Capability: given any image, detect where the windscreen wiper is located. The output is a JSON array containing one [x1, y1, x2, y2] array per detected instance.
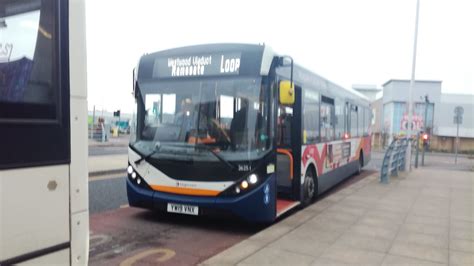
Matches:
[[134, 150, 158, 165], [135, 143, 161, 164], [194, 144, 235, 171]]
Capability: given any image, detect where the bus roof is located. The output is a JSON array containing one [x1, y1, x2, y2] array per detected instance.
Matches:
[[137, 43, 273, 80], [137, 43, 369, 106]]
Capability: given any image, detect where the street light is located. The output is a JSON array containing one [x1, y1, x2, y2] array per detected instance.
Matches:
[[421, 94, 429, 166], [406, 0, 421, 171]]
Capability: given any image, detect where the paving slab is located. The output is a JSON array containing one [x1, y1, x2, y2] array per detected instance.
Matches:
[[237, 247, 315, 266], [449, 250, 474, 266], [395, 231, 449, 249], [319, 243, 386, 265], [268, 233, 331, 257], [336, 231, 393, 253], [388, 241, 448, 264], [381, 254, 446, 266], [449, 238, 474, 253]]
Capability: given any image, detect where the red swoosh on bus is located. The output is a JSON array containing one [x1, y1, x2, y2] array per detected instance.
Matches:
[[302, 144, 327, 177]]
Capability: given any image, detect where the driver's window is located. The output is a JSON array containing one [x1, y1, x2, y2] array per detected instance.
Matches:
[[219, 95, 234, 129], [145, 93, 176, 125], [162, 94, 176, 123], [145, 94, 161, 124]]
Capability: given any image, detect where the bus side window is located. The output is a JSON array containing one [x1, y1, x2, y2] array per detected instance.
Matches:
[[303, 89, 319, 143], [335, 99, 345, 139], [358, 105, 364, 137], [351, 105, 358, 137], [320, 96, 335, 141]]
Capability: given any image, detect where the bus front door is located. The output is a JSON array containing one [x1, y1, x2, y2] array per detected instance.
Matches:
[[275, 101, 301, 216]]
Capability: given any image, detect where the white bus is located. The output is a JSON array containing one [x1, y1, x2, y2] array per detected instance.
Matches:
[[0, 0, 89, 264]]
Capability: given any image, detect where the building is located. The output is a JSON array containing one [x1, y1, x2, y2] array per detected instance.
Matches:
[[431, 94, 474, 153], [382, 79, 439, 140], [375, 79, 474, 153], [353, 84, 382, 101], [371, 96, 384, 148]]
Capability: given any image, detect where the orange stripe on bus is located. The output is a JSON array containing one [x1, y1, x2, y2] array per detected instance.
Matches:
[[277, 148, 294, 179], [150, 185, 220, 196]]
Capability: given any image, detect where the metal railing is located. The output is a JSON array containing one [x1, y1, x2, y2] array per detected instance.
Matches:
[[380, 138, 410, 184]]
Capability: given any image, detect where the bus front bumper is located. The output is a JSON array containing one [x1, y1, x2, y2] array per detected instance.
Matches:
[[126, 175, 277, 223]]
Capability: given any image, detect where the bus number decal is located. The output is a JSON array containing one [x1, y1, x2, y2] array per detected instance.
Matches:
[[238, 164, 251, 171]]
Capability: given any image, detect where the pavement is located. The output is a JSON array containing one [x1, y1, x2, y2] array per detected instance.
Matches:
[[202, 167, 474, 266], [88, 136, 129, 177], [88, 134, 130, 148], [89, 154, 128, 177]]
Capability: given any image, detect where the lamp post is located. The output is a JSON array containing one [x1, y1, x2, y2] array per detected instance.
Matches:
[[406, 0, 421, 171], [454, 106, 464, 164], [421, 95, 429, 166]]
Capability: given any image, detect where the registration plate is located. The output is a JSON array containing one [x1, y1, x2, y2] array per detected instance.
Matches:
[[167, 203, 199, 216]]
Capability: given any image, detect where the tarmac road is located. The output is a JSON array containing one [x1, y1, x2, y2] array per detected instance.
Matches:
[[88, 170, 376, 265], [89, 176, 128, 214], [89, 145, 128, 156]]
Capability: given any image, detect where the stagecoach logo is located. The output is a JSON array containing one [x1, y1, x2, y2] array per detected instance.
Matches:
[[154, 52, 241, 78], [176, 181, 197, 188]]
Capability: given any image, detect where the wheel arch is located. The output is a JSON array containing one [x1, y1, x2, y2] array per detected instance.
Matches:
[[304, 162, 319, 195]]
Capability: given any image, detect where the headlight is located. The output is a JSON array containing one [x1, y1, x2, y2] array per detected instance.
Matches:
[[131, 172, 137, 179], [127, 165, 133, 174], [218, 171, 266, 197], [248, 174, 258, 184]]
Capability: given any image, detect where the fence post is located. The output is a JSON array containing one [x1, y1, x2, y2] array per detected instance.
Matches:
[[380, 139, 396, 184]]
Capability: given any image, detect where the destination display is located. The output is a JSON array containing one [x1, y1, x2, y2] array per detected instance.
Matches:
[[153, 52, 241, 78]]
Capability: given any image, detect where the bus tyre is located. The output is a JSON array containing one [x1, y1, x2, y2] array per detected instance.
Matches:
[[303, 169, 316, 206], [357, 151, 364, 175]]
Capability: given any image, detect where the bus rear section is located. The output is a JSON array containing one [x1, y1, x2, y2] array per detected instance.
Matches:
[[0, 0, 89, 264]]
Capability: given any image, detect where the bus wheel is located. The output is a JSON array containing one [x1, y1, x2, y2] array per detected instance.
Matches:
[[357, 151, 364, 175], [303, 168, 316, 206]]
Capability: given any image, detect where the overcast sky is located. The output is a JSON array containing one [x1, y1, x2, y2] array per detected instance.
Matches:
[[86, 0, 474, 113]]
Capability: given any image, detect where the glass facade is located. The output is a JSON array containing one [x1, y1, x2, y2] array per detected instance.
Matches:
[[383, 101, 435, 136]]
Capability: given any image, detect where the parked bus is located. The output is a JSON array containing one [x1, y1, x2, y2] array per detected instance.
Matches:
[[127, 43, 371, 222], [0, 0, 89, 264]]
